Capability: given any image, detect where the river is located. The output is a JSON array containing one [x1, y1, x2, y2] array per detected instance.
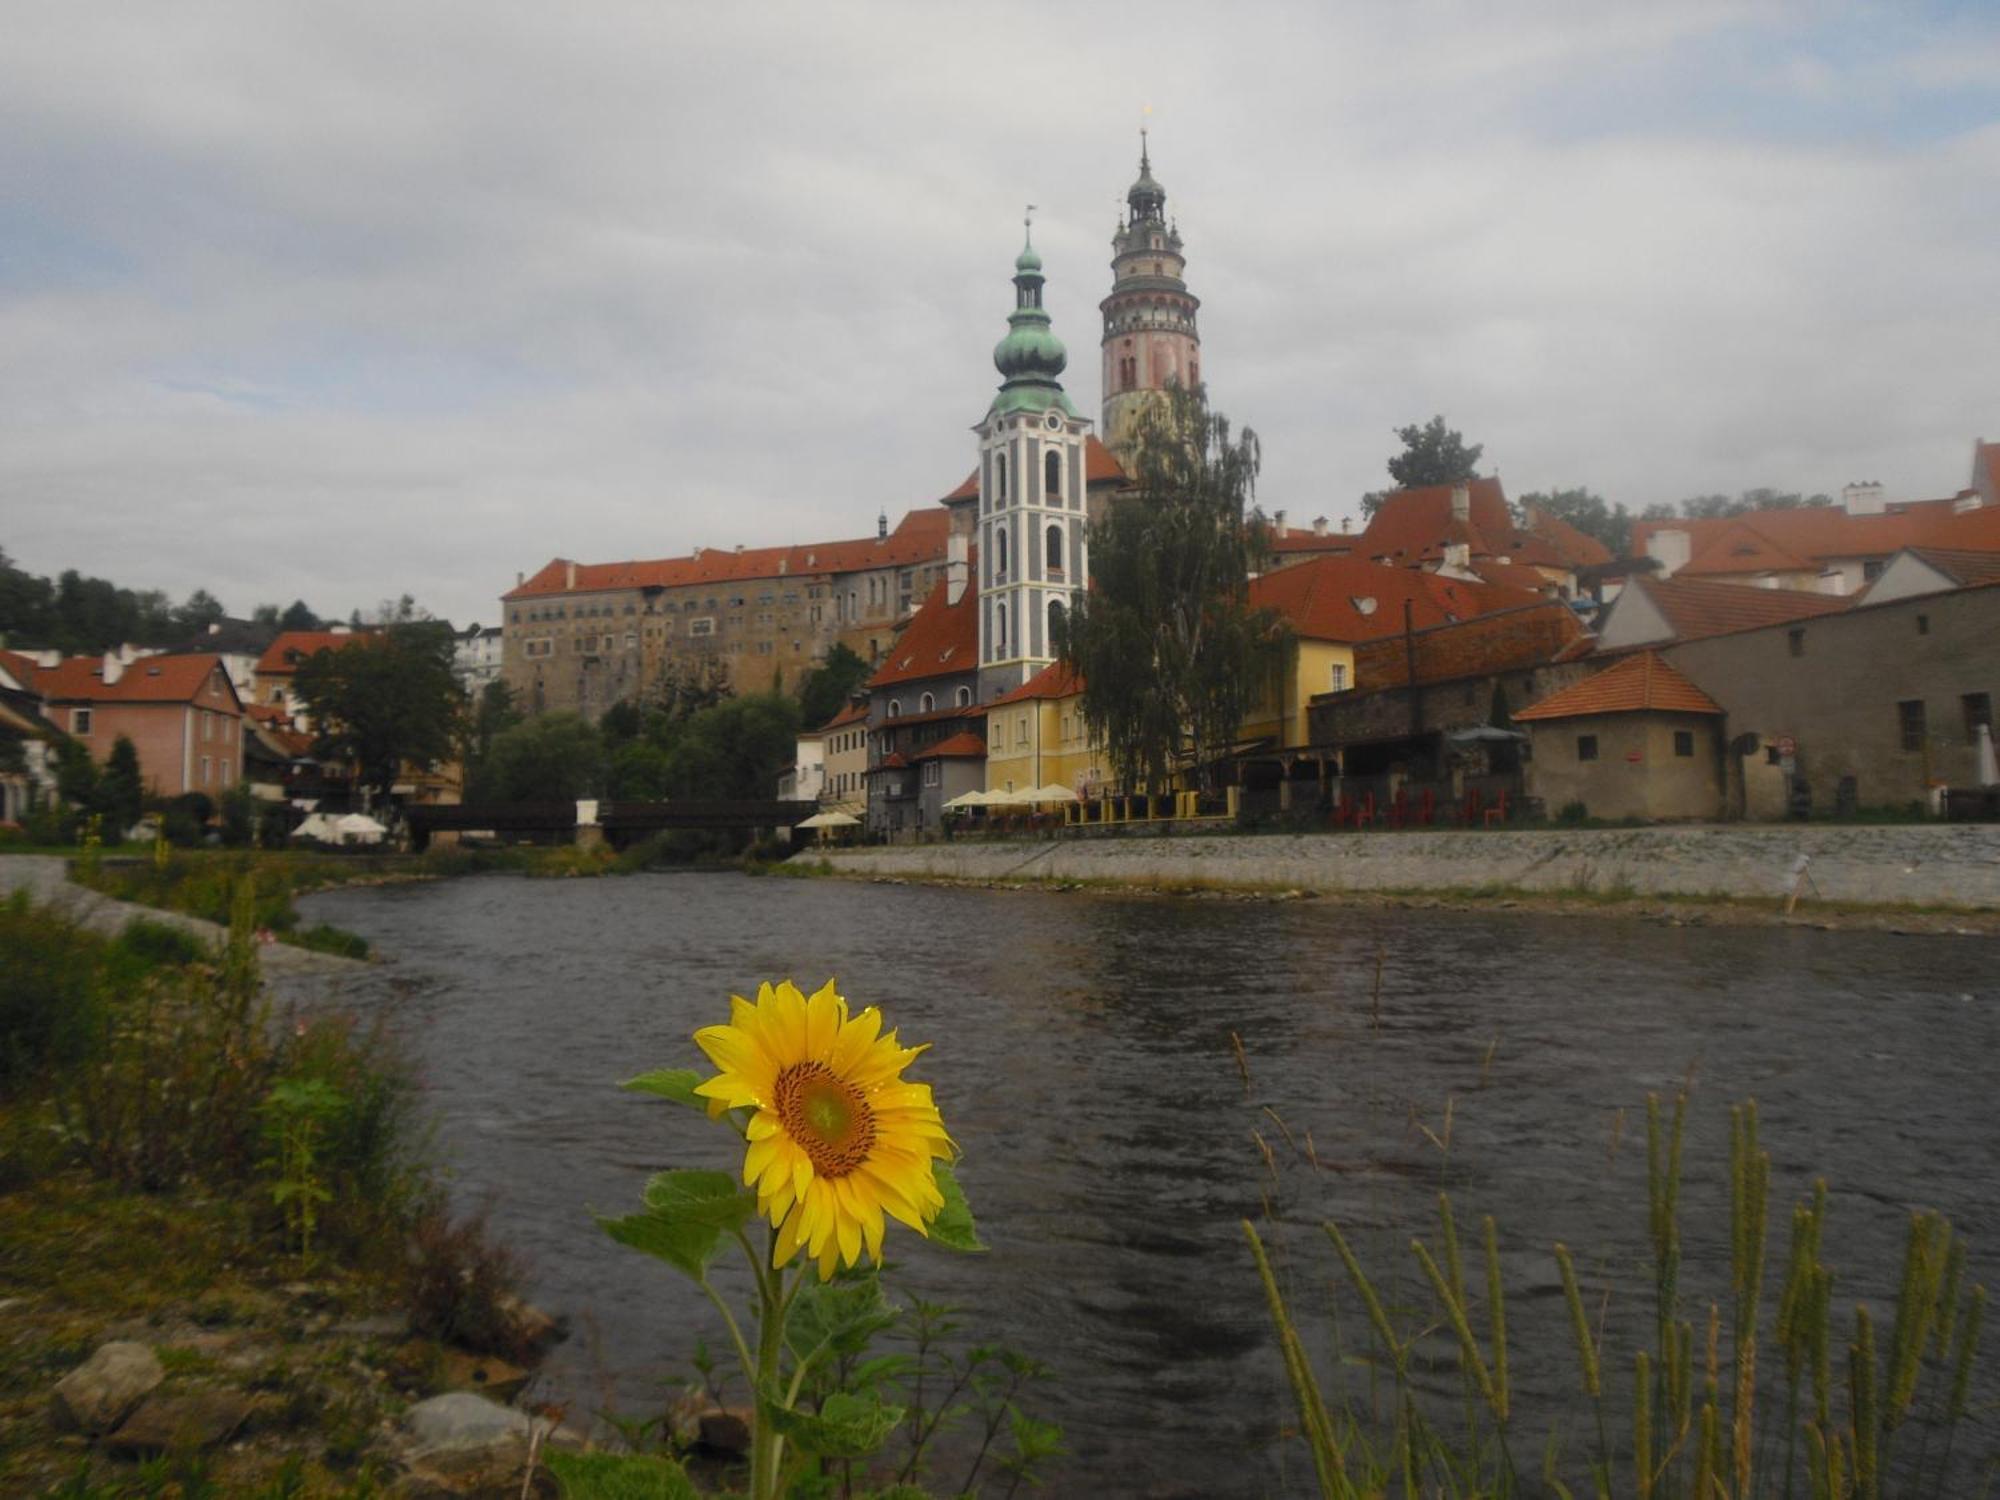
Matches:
[[295, 871, 2000, 1496]]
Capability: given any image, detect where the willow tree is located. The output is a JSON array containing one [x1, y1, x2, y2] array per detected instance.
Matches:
[[1057, 385, 1290, 794]]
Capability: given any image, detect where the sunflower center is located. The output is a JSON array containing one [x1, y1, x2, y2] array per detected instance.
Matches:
[[773, 1061, 876, 1178]]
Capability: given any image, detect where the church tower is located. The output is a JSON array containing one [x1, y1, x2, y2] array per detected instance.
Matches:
[[1099, 132, 1202, 472], [975, 222, 1093, 701]]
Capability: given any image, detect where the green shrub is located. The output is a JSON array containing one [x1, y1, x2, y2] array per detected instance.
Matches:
[[114, 916, 208, 969], [0, 891, 109, 1094], [291, 923, 370, 960]]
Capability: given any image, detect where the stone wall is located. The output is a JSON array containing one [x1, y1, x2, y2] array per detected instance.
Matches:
[[818, 824, 2000, 909]]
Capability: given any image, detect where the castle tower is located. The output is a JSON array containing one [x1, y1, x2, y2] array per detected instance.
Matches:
[[975, 221, 1093, 700], [1099, 132, 1202, 472]]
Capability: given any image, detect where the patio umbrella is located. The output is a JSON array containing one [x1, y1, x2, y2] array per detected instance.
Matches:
[[796, 810, 861, 829], [942, 790, 991, 810], [1976, 723, 2000, 787], [1030, 784, 1080, 803]]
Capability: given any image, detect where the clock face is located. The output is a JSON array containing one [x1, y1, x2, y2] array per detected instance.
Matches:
[[1044, 412, 1062, 431]]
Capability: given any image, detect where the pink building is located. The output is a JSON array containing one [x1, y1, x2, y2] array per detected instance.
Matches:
[[39, 653, 247, 799]]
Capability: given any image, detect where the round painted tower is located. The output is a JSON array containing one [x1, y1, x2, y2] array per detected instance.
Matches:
[[1099, 133, 1202, 472]]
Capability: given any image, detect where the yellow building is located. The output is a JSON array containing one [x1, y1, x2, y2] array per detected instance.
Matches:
[[983, 663, 1102, 797]]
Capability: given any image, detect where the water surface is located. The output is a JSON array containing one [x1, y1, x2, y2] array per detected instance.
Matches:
[[297, 873, 2000, 1495]]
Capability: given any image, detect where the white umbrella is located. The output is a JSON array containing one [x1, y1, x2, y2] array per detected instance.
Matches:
[[943, 790, 991, 810], [1976, 723, 1999, 787], [796, 810, 861, 829], [335, 812, 387, 844], [1030, 784, 1080, 803]]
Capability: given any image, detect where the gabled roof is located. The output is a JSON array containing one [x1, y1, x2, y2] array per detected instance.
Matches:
[[1354, 478, 1513, 565], [811, 701, 870, 735], [912, 730, 987, 760], [1249, 556, 1542, 644], [1345, 600, 1588, 694], [1629, 497, 1987, 578], [1270, 530, 1355, 557], [1515, 652, 1722, 722], [867, 574, 979, 689], [38, 654, 242, 709], [256, 630, 361, 675], [1518, 505, 1616, 569], [1628, 575, 1849, 644], [1898, 547, 2000, 589], [506, 508, 953, 601], [0, 650, 43, 691], [989, 660, 1085, 705]]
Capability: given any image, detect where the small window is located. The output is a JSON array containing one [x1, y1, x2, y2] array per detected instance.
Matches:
[[887, 700, 901, 719], [919, 692, 935, 713], [1016, 718, 1028, 746], [996, 527, 1009, 576], [1329, 663, 1348, 692], [689, 617, 715, 637], [923, 761, 941, 787], [1899, 699, 1926, 752], [1577, 734, 1599, 762], [955, 685, 972, 707], [200, 755, 211, 785], [72, 707, 92, 735], [1917, 614, 1930, 635], [1863, 559, 1885, 582], [1788, 628, 1805, 658], [1673, 730, 1695, 757], [1046, 523, 1063, 572], [1963, 692, 1992, 741]]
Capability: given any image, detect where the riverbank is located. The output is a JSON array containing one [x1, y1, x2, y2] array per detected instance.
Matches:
[[811, 823, 2000, 932]]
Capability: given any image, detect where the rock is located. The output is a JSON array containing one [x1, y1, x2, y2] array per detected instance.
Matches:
[[697, 1405, 754, 1455], [50, 1341, 164, 1434], [104, 1390, 259, 1454], [495, 1295, 564, 1355], [401, 1391, 533, 1458], [439, 1349, 532, 1403]]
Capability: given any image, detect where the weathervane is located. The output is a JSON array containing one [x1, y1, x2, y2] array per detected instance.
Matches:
[[1024, 203, 1037, 242]]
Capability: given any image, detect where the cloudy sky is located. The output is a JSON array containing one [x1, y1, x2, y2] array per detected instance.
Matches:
[[4, 2, 1997, 626]]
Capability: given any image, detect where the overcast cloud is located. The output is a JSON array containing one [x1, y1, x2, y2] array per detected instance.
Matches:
[[3, 1, 1997, 626]]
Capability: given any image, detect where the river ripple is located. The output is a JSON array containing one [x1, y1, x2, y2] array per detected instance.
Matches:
[[295, 873, 2000, 1496]]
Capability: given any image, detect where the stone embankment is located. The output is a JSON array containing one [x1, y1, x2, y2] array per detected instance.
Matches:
[[818, 824, 2000, 912], [0, 854, 361, 973]]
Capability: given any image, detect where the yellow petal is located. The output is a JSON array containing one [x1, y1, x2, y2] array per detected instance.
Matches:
[[805, 980, 844, 1059]]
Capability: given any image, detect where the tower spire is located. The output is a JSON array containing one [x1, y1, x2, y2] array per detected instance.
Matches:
[[1099, 133, 1201, 469]]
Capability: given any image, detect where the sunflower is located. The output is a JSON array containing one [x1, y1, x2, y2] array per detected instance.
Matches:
[[693, 980, 954, 1279]]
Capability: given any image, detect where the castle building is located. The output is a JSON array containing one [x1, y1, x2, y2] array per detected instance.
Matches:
[[974, 224, 1095, 699], [1098, 133, 1201, 473]]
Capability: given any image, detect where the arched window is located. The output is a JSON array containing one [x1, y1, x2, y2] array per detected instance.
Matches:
[[887, 700, 901, 719], [919, 692, 935, 713], [995, 453, 1007, 502], [1048, 598, 1066, 646], [954, 685, 972, 707], [995, 602, 1008, 656], [1045, 524, 1063, 572], [995, 526, 1008, 576], [1045, 449, 1061, 500]]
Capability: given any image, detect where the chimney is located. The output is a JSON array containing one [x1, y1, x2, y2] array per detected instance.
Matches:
[[945, 533, 969, 606], [207, 622, 221, 636], [564, 560, 577, 590], [691, 545, 704, 560], [1647, 528, 1691, 576], [1842, 481, 1885, 515], [1341, 516, 1351, 534], [100, 650, 124, 686], [1272, 509, 1288, 538], [1450, 484, 1470, 523], [515, 571, 524, 587], [1313, 516, 1329, 537], [778, 558, 788, 575]]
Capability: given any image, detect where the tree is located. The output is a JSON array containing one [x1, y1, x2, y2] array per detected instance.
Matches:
[[1359, 416, 1485, 521], [1057, 385, 1291, 794], [54, 738, 98, 811], [173, 589, 227, 635], [599, 699, 645, 744], [475, 713, 604, 804], [1515, 486, 1633, 556], [279, 600, 323, 631], [99, 735, 144, 834], [661, 694, 802, 801], [798, 643, 871, 729], [464, 679, 523, 771], [293, 622, 464, 808]]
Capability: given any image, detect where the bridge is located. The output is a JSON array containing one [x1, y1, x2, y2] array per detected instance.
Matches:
[[403, 799, 820, 851]]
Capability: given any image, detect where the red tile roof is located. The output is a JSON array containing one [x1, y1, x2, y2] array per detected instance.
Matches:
[[1270, 530, 1355, 557], [1349, 600, 1588, 692], [506, 508, 953, 601], [0, 650, 42, 690], [1624, 575, 1850, 644], [813, 701, 869, 734], [1628, 498, 1983, 578], [873, 752, 909, 770], [1249, 557, 1542, 643], [1515, 651, 1722, 722], [867, 574, 978, 689], [1519, 504, 1615, 569], [912, 730, 987, 760], [1355, 478, 1511, 564], [1471, 559, 1558, 593], [1896, 547, 2000, 588], [989, 660, 1084, 705], [38, 654, 240, 709], [256, 630, 363, 675]]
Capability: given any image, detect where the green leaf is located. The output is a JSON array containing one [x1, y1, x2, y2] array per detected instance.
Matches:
[[621, 1068, 708, 1109], [928, 1161, 985, 1252], [759, 1388, 903, 1460], [597, 1210, 723, 1281], [641, 1169, 757, 1232], [787, 1274, 898, 1362], [545, 1449, 697, 1500]]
